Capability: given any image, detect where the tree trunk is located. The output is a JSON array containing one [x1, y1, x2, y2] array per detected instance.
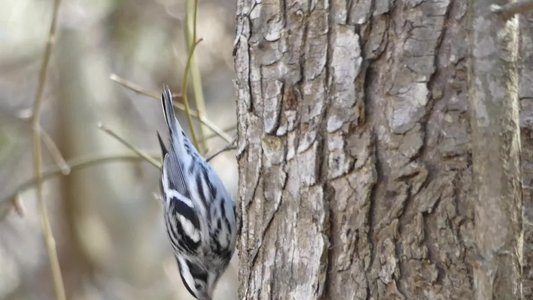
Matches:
[[234, 0, 523, 299], [520, 9, 533, 300], [470, 1, 522, 299]]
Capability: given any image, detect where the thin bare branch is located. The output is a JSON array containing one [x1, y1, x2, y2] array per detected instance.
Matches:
[[11, 194, 25, 217], [16, 119, 70, 174], [110, 73, 183, 100], [98, 123, 161, 168], [201, 124, 237, 143], [109, 74, 233, 143], [2, 153, 159, 205], [196, 114, 233, 144], [185, 0, 208, 151], [206, 138, 237, 162], [30, 0, 66, 298], [40, 126, 70, 175], [180, 38, 203, 148]]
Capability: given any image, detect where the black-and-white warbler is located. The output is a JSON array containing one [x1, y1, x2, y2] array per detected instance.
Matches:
[[157, 87, 237, 300]]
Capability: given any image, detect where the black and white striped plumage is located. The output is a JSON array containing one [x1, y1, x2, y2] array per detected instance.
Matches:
[[158, 87, 236, 300]]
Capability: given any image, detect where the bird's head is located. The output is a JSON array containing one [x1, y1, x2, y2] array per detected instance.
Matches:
[[178, 257, 221, 300]]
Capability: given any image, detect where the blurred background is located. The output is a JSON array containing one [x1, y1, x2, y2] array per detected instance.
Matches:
[[0, 0, 238, 299]]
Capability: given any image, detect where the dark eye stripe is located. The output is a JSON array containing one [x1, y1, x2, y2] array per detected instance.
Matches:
[[186, 259, 208, 283]]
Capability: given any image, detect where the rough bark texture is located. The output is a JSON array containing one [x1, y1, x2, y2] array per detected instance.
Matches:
[[520, 10, 533, 300], [470, 1, 522, 299], [234, 0, 522, 299]]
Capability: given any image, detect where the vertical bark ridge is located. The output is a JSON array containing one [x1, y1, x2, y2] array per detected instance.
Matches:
[[519, 10, 533, 299], [470, 0, 522, 298]]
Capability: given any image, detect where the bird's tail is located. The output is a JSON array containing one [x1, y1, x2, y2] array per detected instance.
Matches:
[[162, 86, 193, 155], [161, 86, 182, 136]]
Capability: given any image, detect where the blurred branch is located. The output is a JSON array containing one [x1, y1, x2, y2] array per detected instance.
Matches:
[[19, 118, 71, 174], [2, 153, 159, 206], [180, 38, 203, 149], [30, 0, 66, 298], [491, 0, 533, 20], [201, 124, 237, 143], [110, 73, 182, 100], [98, 123, 161, 168], [11, 194, 25, 217], [206, 138, 237, 162], [40, 126, 70, 175], [185, 0, 208, 152], [16, 116, 70, 175], [109, 74, 233, 143]]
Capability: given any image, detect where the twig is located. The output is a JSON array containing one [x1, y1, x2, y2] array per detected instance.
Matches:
[[40, 126, 70, 175], [17, 118, 70, 174], [110, 73, 182, 100], [2, 153, 159, 205], [185, 0, 208, 152], [11, 194, 25, 217], [201, 124, 237, 143], [195, 113, 233, 143], [491, 0, 533, 20], [97, 123, 161, 168], [109, 74, 233, 143], [180, 39, 203, 149], [30, 0, 66, 298], [206, 138, 237, 162]]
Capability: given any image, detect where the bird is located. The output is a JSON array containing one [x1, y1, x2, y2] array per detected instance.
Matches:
[[157, 86, 237, 300]]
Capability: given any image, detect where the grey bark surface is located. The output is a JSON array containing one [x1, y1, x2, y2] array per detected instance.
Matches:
[[520, 10, 533, 300], [234, 0, 522, 299], [470, 1, 522, 299]]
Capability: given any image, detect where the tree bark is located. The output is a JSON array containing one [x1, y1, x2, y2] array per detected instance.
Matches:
[[234, 0, 523, 299], [519, 9, 533, 299], [470, 1, 522, 299]]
